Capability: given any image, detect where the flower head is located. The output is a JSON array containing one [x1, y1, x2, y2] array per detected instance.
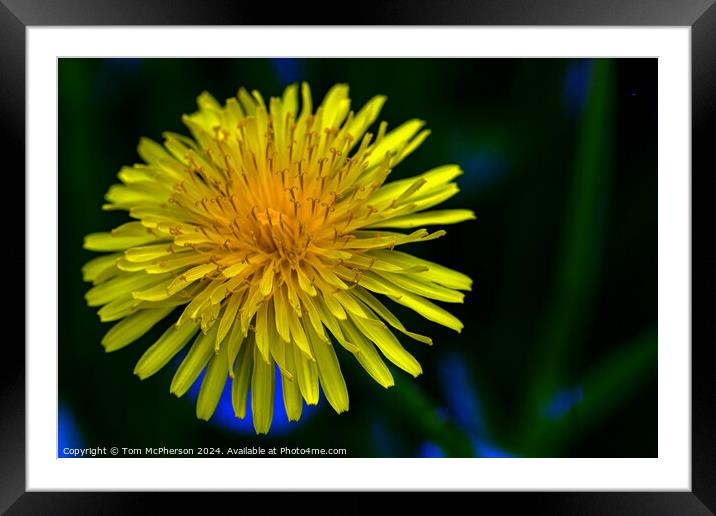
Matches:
[[83, 83, 474, 433]]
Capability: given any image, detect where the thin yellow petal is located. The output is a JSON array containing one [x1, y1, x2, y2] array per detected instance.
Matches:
[[102, 307, 173, 352], [137, 137, 172, 165], [369, 164, 463, 207], [293, 342, 319, 405], [319, 84, 350, 129], [259, 264, 275, 296], [311, 295, 359, 353], [254, 301, 271, 362], [238, 87, 257, 116], [140, 253, 208, 274], [231, 335, 253, 418], [366, 119, 425, 168], [373, 271, 465, 303], [273, 288, 291, 343], [82, 253, 121, 284], [319, 287, 347, 320], [281, 345, 303, 421], [341, 319, 394, 388], [216, 292, 242, 350], [281, 83, 299, 118], [134, 320, 199, 379], [346, 95, 386, 146], [306, 323, 349, 413], [368, 249, 472, 291], [86, 272, 167, 307], [358, 271, 464, 333], [170, 324, 219, 397], [176, 279, 225, 326], [350, 314, 422, 377], [123, 243, 177, 263], [84, 222, 164, 251], [251, 344, 275, 434], [287, 308, 313, 359], [299, 82, 313, 119], [196, 351, 229, 421], [226, 319, 245, 377], [367, 209, 476, 229], [97, 295, 138, 322], [352, 287, 432, 345]]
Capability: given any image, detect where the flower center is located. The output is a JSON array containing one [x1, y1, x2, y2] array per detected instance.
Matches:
[[250, 204, 310, 267]]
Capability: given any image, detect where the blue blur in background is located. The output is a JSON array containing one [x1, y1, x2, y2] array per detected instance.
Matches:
[[58, 403, 84, 457], [185, 363, 320, 435]]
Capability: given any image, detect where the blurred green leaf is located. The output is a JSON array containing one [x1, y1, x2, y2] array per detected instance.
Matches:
[[520, 60, 616, 455], [529, 328, 657, 455], [386, 376, 474, 457]]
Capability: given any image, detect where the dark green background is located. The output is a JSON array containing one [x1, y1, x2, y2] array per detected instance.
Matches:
[[59, 58, 657, 458]]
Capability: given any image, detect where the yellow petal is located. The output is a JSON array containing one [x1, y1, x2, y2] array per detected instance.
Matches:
[[367, 209, 476, 229], [134, 320, 199, 379], [239, 284, 264, 336], [344, 229, 445, 250], [395, 129, 430, 165], [319, 84, 350, 130], [82, 253, 120, 284], [293, 342, 319, 405], [141, 253, 208, 274], [334, 290, 369, 318], [216, 292, 241, 350], [369, 164, 463, 207], [368, 249, 472, 291], [226, 319, 245, 377], [104, 182, 169, 208], [176, 279, 225, 326], [298, 82, 313, 120], [123, 243, 178, 263], [182, 263, 220, 282], [346, 95, 386, 146], [281, 83, 299, 118], [238, 87, 257, 116], [254, 301, 271, 362], [358, 271, 463, 333], [97, 295, 138, 322], [306, 323, 349, 413], [341, 319, 394, 388], [196, 351, 229, 421], [259, 264, 275, 296], [287, 308, 313, 359], [373, 271, 465, 303], [405, 184, 461, 213], [296, 290, 329, 343], [366, 119, 425, 168], [101, 307, 173, 352], [296, 265, 317, 296], [251, 345, 275, 434], [132, 277, 181, 302], [272, 288, 292, 343], [350, 314, 422, 377], [84, 222, 164, 251], [231, 335, 253, 418], [138, 137, 172, 165], [311, 295, 359, 353], [281, 345, 303, 421], [170, 324, 219, 397], [319, 287, 347, 320], [352, 287, 432, 345]]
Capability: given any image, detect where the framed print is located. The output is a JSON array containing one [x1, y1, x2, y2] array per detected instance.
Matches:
[[3, 0, 715, 512]]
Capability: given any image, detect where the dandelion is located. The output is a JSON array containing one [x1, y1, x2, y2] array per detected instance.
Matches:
[[83, 83, 474, 434]]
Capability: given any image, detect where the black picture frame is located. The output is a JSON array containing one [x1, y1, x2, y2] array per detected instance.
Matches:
[[3, 1, 714, 513]]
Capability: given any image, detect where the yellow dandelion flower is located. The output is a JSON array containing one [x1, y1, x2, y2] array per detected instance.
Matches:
[[82, 83, 474, 434]]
